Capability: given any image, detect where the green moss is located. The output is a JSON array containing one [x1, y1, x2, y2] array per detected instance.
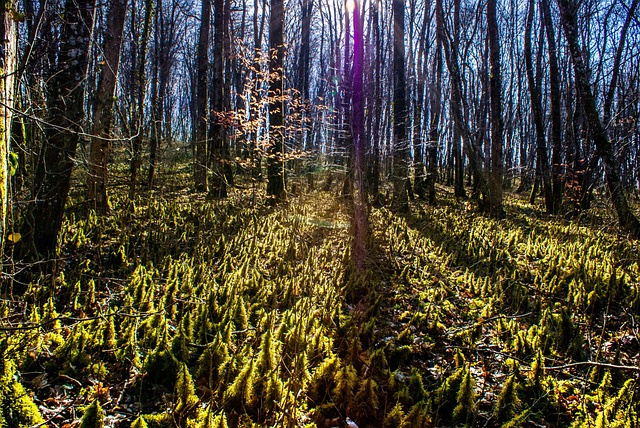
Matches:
[[0, 360, 45, 427], [141, 413, 172, 428], [174, 363, 199, 425], [131, 416, 149, 428], [494, 374, 520, 423], [453, 369, 476, 424], [80, 400, 105, 428]]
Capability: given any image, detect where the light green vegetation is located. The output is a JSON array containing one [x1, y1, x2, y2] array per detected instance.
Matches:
[[1, 169, 638, 427]]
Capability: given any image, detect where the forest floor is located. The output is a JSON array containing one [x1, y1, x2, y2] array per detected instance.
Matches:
[[1, 165, 640, 427]]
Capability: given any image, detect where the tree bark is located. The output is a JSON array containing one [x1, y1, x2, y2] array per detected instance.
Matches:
[[427, 3, 443, 204], [0, 6, 16, 259], [30, 0, 96, 255], [86, 0, 128, 214], [392, 0, 409, 212], [266, 0, 285, 202], [487, 0, 504, 217], [540, 0, 563, 213], [440, 0, 486, 202], [129, 0, 154, 199], [525, 0, 552, 212], [556, 0, 640, 237], [350, 0, 368, 271], [209, 0, 228, 198], [194, 0, 210, 192]]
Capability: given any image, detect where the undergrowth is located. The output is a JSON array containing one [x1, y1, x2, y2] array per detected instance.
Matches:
[[1, 171, 639, 427]]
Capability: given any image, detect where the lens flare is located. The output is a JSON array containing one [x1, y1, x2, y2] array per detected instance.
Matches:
[[346, 0, 355, 13]]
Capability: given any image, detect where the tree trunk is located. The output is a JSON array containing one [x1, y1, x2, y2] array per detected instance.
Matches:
[[209, 0, 227, 198], [129, 0, 154, 199], [451, 0, 465, 198], [392, 0, 409, 212], [487, 0, 504, 217], [86, 0, 128, 214], [351, 0, 368, 272], [30, 0, 96, 255], [440, 0, 486, 203], [148, 0, 173, 190], [540, 0, 564, 213], [194, 0, 210, 192], [0, 7, 16, 259], [266, 0, 285, 202], [525, 0, 552, 212], [366, 0, 381, 203], [556, 0, 640, 237], [427, 4, 444, 204]]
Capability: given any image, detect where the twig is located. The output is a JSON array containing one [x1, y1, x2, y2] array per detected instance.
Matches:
[[543, 361, 640, 372]]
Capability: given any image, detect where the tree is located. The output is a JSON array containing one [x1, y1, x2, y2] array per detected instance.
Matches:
[[129, 0, 155, 199], [486, 0, 504, 218], [0, 4, 16, 259], [540, 0, 564, 213], [267, 0, 286, 202], [427, 0, 443, 204], [209, 0, 228, 198], [524, 0, 552, 212], [392, 0, 409, 212], [439, 0, 485, 202], [556, 0, 640, 237], [29, 0, 96, 255], [86, 0, 129, 214], [194, 0, 210, 192], [350, 0, 368, 271]]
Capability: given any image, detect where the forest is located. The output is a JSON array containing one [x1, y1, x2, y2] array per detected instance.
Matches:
[[0, 0, 639, 426]]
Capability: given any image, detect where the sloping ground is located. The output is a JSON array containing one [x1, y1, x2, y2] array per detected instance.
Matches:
[[1, 183, 639, 427]]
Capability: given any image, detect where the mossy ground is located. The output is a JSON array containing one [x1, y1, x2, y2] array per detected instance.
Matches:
[[1, 161, 639, 427]]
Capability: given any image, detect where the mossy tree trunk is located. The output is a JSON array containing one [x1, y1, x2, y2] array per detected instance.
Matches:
[[0, 5, 16, 260], [29, 0, 96, 256]]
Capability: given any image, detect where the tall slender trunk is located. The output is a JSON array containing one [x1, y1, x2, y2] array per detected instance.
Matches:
[[392, 0, 409, 212], [0, 6, 16, 259], [451, 0, 465, 198], [30, 0, 96, 255], [487, 0, 504, 217], [351, 0, 367, 271], [266, 0, 285, 201], [427, 4, 443, 204], [148, 0, 172, 190], [194, 0, 210, 191], [557, 0, 640, 237], [86, 0, 128, 214], [367, 0, 381, 202], [603, 0, 639, 126], [440, 0, 485, 202], [129, 0, 154, 198], [210, 0, 227, 198], [541, 0, 564, 213], [525, 0, 552, 212]]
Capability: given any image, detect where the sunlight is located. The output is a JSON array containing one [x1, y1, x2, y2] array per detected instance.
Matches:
[[345, 0, 355, 13]]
